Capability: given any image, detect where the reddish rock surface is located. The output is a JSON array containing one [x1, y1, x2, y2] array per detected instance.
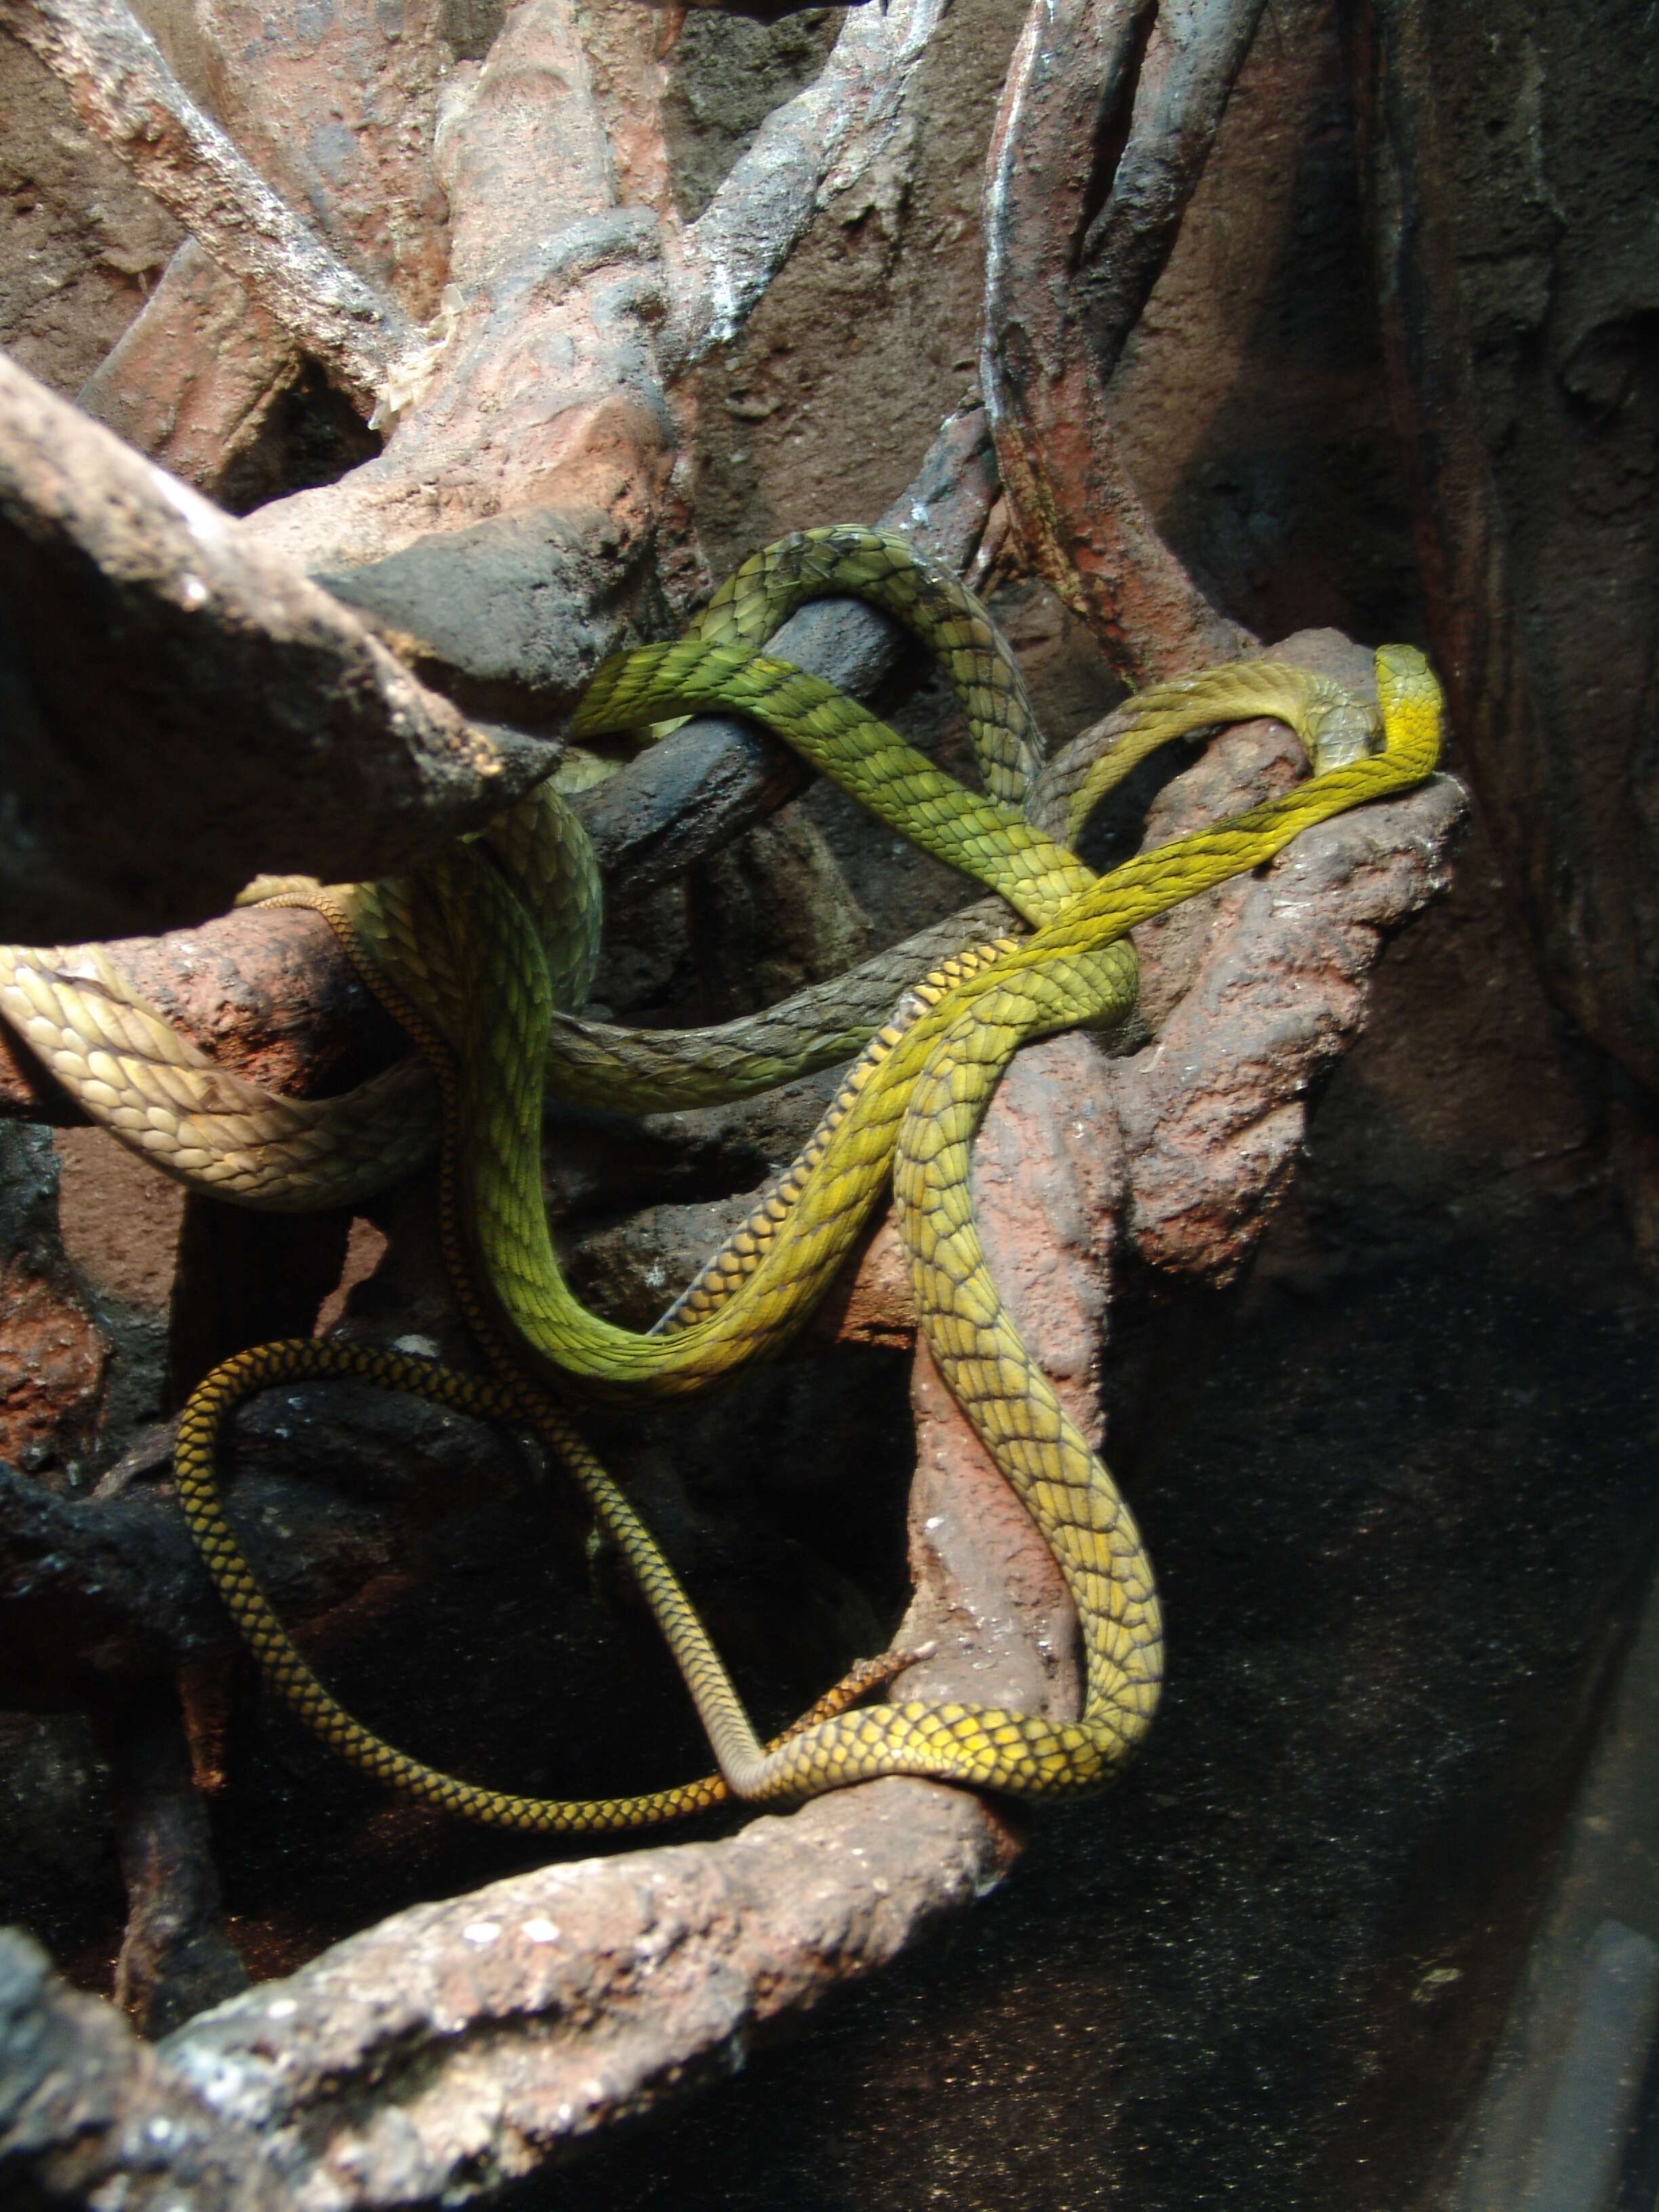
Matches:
[[0, 1128, 107, 1479]]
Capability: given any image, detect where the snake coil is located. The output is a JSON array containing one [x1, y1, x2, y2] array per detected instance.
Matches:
[[4, 529, 1444, 1830]]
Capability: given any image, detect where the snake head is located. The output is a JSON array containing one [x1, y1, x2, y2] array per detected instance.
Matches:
[[1373, 644, 1446, 776]]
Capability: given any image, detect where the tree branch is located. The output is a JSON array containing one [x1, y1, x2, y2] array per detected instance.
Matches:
[[76, 239, 297, 496], [981, 0, 1257, 680], [664, 0, 951, 367], [0, 0, 415, 413], [0, 397, 996, 1103], [1074, 0, 1269, 372], [74, 0, 461, 485], [0, 354, 558, 941]]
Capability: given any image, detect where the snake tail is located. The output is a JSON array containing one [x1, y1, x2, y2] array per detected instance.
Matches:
[[176, 1338, 928, 1832]]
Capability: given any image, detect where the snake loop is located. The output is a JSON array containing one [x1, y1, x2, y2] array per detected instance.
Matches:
[[6, 528, 1443, 1830]]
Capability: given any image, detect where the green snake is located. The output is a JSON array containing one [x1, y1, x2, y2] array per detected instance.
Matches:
[[0, 527, 1444, 1831]]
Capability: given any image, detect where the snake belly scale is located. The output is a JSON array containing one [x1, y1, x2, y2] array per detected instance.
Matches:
[[18, 527, 1443, 1829]]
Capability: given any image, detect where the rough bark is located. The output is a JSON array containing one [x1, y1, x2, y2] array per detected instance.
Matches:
[[982, 0, 1257, 679], [0, 393, 996, 1115], [0, 352, 560, 941], [77, 239, 295, 501], [16, 0, 954, 710], [0, 0, 415, 411], [0, 1927, 288, 2211], [662, 0, 948, 367], [185, 0, 947, 710], [101, 1690, 249, 2038]]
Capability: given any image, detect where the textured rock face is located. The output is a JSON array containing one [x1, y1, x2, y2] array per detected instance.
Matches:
[[0, 1125, 106, 1479], [0, 30, 180, 396], [1356, 0, 1659, 1092]]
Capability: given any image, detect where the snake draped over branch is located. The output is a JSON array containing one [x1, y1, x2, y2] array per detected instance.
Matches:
[[0, 527, 1444, 1835]]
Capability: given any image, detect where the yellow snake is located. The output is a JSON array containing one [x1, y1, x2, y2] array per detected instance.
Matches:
[[0, 527, 1444, 1831]]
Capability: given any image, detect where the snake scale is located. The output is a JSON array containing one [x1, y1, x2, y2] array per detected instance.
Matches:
[[0, 527, 1443, 1832]]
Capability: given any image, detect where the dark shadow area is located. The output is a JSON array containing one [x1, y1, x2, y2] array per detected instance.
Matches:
[[169, 1349, 914, 1989], [555, 1187, 1659, 2210], [1128, 13, 1425, 653], [217, 361, 384, 520]]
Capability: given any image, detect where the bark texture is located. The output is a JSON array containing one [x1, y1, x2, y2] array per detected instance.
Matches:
[[982, 0, 1257, 679], [0, 354, 556, 940], [1354, 0, 1659, 1090]]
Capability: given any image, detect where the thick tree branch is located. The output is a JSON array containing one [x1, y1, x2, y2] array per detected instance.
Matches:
[[575, 399, 1001, 895], [1075, 0, 1269, 372], [75, 0, 457, 487], [981, 0, 1256, 680], [68, 0, 963, 711], [192, 0, 455, 322], [0, 0, 415, 413], [77, 240, 297, 496], [0, 398, 997, 1107], [0, 354, 558, 941], [0, 1931, 289, 2211], [229, 0, 679, 673]]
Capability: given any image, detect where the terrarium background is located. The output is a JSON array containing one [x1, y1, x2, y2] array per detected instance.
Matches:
[[1, 1, 1656, 2205]]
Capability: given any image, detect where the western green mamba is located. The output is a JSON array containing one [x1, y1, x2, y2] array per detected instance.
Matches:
[[0, 527, 1444, 1833]]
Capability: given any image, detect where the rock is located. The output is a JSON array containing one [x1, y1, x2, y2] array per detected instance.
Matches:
[[0, 1927, 277, 2209], [0, 1125, 107, 1483]]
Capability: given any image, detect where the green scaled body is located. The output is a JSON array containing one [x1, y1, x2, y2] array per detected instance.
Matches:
[[152, 529, 1445, 1829]]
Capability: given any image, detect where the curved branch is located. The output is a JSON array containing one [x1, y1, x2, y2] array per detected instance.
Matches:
[[981, 0, 1257, 680], [663, 0, 951, 366], [1076, 0, 1268, 371], [0, 0, 415, 411]]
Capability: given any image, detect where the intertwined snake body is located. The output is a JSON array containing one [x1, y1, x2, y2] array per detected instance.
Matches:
[[0, 528, 1443, 1831]]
